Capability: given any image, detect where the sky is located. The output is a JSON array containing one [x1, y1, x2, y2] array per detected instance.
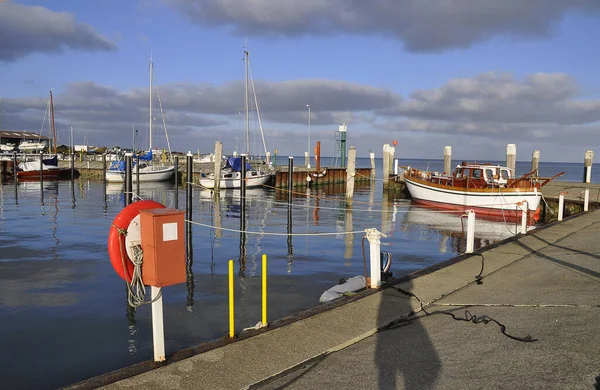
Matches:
[[1, 0, 599, 162]]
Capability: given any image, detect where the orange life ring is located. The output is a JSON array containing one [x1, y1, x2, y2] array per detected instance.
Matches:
[[107, 200, 166, 282]]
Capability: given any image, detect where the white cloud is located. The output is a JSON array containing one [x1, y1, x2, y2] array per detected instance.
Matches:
[[0, 2, 116, 62], [162, 0, 599, 52]]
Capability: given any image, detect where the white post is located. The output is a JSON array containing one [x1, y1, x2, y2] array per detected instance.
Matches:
[[584, 150, 593, 184], [151, 286, 166, 362], [382, 144, 390, 186], [584, 188, 589, 212], [466, 210, 475, 254], [506, 144, 516, 176], [394, 158, 399, 175], [558, 193, 564, 221], [266, 151, 271, 167], [520, 202, 527, 234], [304, 151, 309, 168], [365, 228, 387, 288], [370, 151, 376, 179], [443, 146, 452, 175]]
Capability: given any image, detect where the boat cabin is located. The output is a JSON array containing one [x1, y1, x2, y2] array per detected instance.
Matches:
[[424, 162, 514, 188]]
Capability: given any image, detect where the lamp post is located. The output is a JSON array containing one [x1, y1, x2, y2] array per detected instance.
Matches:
[[306, 104, 311, 169]]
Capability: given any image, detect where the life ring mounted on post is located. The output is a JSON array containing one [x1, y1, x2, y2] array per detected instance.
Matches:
[[107, 200, 166, 282]]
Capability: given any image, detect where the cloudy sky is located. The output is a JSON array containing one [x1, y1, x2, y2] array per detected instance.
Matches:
[[1, 0, 599, 162]]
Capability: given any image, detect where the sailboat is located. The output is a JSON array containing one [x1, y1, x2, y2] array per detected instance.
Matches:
[[105, 57, 175, 183], [17, 91, 71, 180], [199, 50, 273, 189]]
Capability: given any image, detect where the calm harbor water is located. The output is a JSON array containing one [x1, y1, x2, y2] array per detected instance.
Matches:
[[0, 157, 592, 389]]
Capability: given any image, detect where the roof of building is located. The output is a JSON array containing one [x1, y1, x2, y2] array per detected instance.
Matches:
[[0, 131, 50, 140]]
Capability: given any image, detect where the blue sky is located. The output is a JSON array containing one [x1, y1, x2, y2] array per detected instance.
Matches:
[[1, 0, 599, 162]]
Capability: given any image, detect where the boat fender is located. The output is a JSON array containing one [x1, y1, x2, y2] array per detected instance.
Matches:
[[319, 275, 367, 303], [381, 251, 393, 281], [107, 200, 166, 282]]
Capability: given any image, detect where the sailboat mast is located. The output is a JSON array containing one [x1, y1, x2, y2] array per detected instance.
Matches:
[[149, 56, 153, 151], [244, 50, 250, 156], [50, 90, 57, 155]]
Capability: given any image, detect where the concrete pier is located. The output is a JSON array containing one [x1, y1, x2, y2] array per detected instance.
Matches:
[[69, 205, 600, 390]]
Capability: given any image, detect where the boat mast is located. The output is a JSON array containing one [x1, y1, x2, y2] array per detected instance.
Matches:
[[50, 90, 57, 155], [244, 50, 250, 157], [149, 55, 153, 152]]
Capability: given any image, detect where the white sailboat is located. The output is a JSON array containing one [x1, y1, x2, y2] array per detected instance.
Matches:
[[106, 57, 175, 183], [199, 50, 273, 189]]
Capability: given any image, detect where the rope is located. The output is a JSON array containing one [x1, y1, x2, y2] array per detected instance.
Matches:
[[112, 222, 162, 308], [185, 219, 365, 236]]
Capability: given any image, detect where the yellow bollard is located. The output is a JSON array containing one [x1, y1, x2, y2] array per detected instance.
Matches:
[[228, 259, 234, 338], [262, 254, 267, 325]]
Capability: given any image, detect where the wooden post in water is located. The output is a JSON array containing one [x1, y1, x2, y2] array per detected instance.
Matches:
[[135, 155, 140, 198], [12, 152, 17, 177], [506, 144, 516, 176], [186, 152, 193, 221], [531, 150, 540, 177], [214, 141, 222, 192], [584, 150, 594, 184], [102, 153, 106, 186], [174, 156, 179, 208], [287, 157, 294, 203], [304, 152, 309, 168], [125, 153, 132, 206], [444, 146, 452, 175], [39, 151, 44, 183], [346, 146, 356, 206], [388, 144, 395, 178], [370, 151, 376, 179], [315, 141, 321, 172], [382, 144, 390, 187]]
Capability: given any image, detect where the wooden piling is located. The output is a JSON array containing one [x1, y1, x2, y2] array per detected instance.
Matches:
[[382, 144, 390, 186], [346, 146, 356, 206], [370, 151, 376, 179], [444, 146, 452, 175], [214, 141, 222, 191], [506, 144, 516, 176], [531, 150, 540, 177], [584, 150, 594, 184]]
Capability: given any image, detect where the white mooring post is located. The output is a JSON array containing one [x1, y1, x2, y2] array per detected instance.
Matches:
[[520, 202, 528, 234], [466, 210, 475, 254], [444, 146, 452, 175], [394, 159, 399, 175], [558, 193, 565, 221], [151, 286, 166, 362], [584, 188, 590, 212], [506, 144, 516, 176], [584, 150, 594, 184], [365, 228, 387, 288]]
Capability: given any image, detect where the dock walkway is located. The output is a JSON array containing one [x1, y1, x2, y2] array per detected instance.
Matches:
[[78, 206, 600, 389]]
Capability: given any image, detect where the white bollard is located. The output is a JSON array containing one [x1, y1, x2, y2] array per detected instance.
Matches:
[[466, 210, 475, 254], [394, 159, 399, 175], [365, 228, 387, 288], [558, 193, 564, 221], [584, 188, 589, 212], [151, 286, 166, 362], [520, 202, 528, 234]]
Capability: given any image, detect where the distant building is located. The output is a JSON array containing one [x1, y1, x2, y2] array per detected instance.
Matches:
[[74, 145, 89, 152], [0, 131, 51, 152]]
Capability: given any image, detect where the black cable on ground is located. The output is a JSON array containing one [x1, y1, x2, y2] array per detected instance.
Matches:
[[383, 283, 537, 342]]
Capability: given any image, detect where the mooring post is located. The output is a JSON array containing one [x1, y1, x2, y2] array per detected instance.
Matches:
[[39, 150, 44, 183], [558, 193, 565, 221], [365, 228, 387, 288], [71, 152, 75, 180], [240, 154, 247, 207], [186, 152, 193, 224], [228, 259, 235, 338], [520, 202, 528, 234], [174, 155, 179, 208], [125, 153, 132, 206], [466, 210, 475, 253], [506, 144, 516, 176], [266, 152, 271, 168], [287, 157, 294, 204], [444, 146, 452, 175], [315, 141, 321, 172], [102, 153, 106, 186], [584, 188, 589, 212], [382, 144, 390, 187], [214, 141, 222, 192], [135, 155, 140, 198], [394, 158, 399, 175], [151, 286, 165, 362], [370, 151, 376, 179], [304, 151, 309, 169], [388, 144, 395, 178], [12, 151, 17, 177], [346, 146, 356, 206], [584, 150, 594, 184], [531, 150, 540, 177]]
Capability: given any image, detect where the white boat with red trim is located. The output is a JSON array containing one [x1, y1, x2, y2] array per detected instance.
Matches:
[[403, 162, 564, 225]]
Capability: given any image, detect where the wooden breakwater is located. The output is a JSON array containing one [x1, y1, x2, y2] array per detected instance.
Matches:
[[56, 160, 372, 189]]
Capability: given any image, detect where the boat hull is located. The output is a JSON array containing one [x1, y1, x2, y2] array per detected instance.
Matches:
[[404, 177, 541, 224], [199, 172, 271, 189], [105, 166, 175, 183], [17, 168, 72, 180]]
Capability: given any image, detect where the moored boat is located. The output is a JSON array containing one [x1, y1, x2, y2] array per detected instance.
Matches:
[[404, 162, 564, 225], [199, 156, 271, 189]]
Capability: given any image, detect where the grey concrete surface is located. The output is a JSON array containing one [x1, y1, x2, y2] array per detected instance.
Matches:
[[94, 209, 600, 390]]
